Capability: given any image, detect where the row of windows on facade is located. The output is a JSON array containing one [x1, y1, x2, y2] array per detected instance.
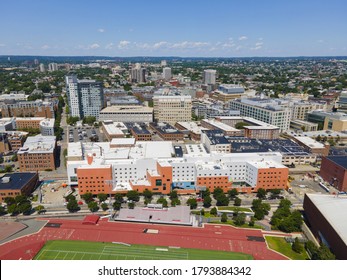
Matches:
[[1, 192, 20, 196]]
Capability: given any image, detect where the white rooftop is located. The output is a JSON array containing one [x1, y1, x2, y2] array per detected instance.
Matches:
[[293, 136, 325, 149], [247, 160, 286, 169], [306, 193, 347, 246], [110, 138, 136, 146], [103, 122, 126, 136], [18, 135, 56, 154], [100, 105, 153, 113], [185, 144, 208, 156], [203, 119, 240, 132]]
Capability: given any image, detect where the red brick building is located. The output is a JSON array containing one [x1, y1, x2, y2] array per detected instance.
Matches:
[[320, 156, 347, 192]]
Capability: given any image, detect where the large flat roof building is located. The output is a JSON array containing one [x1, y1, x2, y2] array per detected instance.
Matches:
[[0, 172, 39, 202], [230, 97, 292, 132], [304, 193, 347, 259], [99, 105, 153, 123]]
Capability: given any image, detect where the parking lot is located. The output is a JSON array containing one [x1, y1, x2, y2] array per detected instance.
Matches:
[[67, 125, 104, 143]]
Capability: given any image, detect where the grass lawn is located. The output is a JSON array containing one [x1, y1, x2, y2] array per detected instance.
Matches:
[[34, 240, 253, 260], [217, 206, 252, 212], [265, 236, 309, 260], [208, 220, 264, 229]]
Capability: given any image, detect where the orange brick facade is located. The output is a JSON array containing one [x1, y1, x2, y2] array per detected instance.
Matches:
[[19, 153, 55, 172], [255, 167, 288, 190], [130, 162, 172, 194], [196, 176, 232, 193], [77, 166, 113, 195]]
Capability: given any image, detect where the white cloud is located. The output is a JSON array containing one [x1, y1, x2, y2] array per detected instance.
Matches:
[[105, 43, 114, 50], [118, 40, 131, 49], [170, 41, 209, 49], [255, 42, 263, 47], [89, 43, 100, 49], [317, 39, 324, 43], [0, 43, 5, 47], [98, 28, 105, 33], [153, 41, 169, 49], [239, 36, 248, 41], [41, 45, 50, 50]]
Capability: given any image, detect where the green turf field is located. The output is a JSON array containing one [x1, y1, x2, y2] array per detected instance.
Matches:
[[34, 240, 253, 260]]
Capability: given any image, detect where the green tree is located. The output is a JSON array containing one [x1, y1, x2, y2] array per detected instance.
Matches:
[[97, 193, 108, 203], [128, 202, 135, 209], [0, 206, 6, 215], [317, 244, 336, 260], [15, 195, 29, 205], [144, 197, 152, 205], [234, 197, 242, 206], [248, 217, 255, 227], [210, 207, 217, 216], [88, 201, 99, 212], [213, 187, 224, 199], [81, 192, 94, 203], [83, 116, 96, 126], [169, 190, 178, 200], [35, 205, 45, 214], [200, 208, 205, 216], [113, 201, 121, 210], [126, 190, 140, 202], [19, 202, 32, 215], [4, 197, 15, 206], [221, 213, 228, 223], [157, 197, 168, 207], [235, 122, 249, 129], [256, 188, 267, 199], [292, 237, 303, 254], [114, 193, 124, 203], [7, 204, 19, 215], [233, 213, 246, 226], [203, 195, 212, 208], [101, 203, 109, 211], [228, 189, 238, 200], [187, 198, 198, 209], [67, 199, 79, 212], [201, 188, 211, 199], [142, 189, 153, 199], [215, 193, 229, 206], [171, 198, 181, 207]]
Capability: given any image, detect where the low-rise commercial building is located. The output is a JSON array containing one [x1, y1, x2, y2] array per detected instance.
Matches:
[[149, 122, 184, 141], [201, 130, 231, 153], [0, 100, 55, 118], [175, 121, 208, 141], [126, 122, 152, 141], [17, 135, 56, 171], [99, 105, 153, 123], [212, 84, 245, 102], [102, 121, 127, 141], [201, 119, 241, 136], [290, 119, 318, 132], [0, 172, 39, 202]]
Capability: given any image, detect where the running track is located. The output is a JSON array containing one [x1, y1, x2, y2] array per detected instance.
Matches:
[[0, 218, 288, 260]]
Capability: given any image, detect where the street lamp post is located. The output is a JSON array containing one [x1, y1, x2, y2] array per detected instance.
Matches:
[[105, 178, 117, 218]]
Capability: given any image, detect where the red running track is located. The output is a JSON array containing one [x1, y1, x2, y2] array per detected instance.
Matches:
[[0, 218, 288, 260]]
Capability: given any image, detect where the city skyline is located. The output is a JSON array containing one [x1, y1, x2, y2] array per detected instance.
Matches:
[[0, 0, 347, 57]]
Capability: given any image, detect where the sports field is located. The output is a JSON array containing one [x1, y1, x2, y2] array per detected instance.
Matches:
[[34, 240, 253, 260]]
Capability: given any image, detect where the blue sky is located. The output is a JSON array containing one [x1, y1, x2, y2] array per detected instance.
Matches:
[[0, 0, 346, 57]]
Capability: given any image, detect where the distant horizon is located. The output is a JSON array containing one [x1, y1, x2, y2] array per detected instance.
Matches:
[[1, 54, 347, 59]]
